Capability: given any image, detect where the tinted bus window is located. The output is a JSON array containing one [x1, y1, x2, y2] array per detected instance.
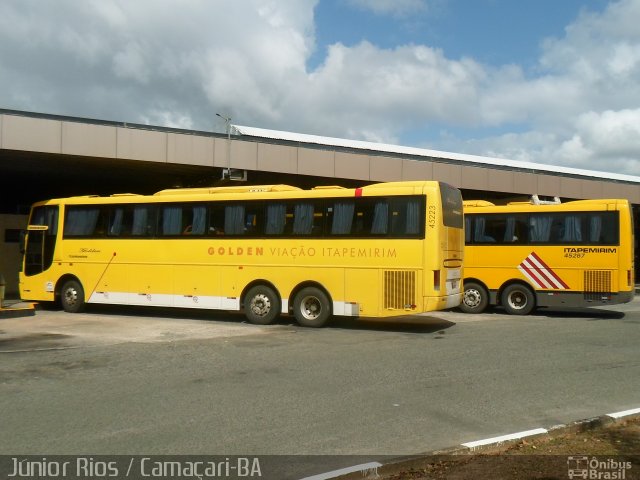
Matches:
[[466, 211, 620, 246], [440, 183, 463, 228]]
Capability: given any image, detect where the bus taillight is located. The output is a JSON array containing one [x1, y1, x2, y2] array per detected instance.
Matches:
[[434, 270, 441, 291]]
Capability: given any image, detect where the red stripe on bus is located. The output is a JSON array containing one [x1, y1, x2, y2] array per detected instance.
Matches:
[[529, 252, 570, 288]]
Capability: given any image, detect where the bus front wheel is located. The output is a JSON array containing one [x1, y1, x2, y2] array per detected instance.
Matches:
[[60, 279, 86, 313], [501, 284, 535, 315], [460, 282, 489, 314], [244, 285, 280, 325], [293, 287, 331, 328]]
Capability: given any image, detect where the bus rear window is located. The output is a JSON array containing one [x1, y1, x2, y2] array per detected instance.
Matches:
[[440, 183, 463, 228]]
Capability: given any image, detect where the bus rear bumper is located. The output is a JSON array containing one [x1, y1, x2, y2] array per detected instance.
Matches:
[[535, 290, 634, 308], [424, 293, 462, 312]]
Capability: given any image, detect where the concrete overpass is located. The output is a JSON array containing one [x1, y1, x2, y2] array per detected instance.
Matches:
[[1, 108, 639, 294]]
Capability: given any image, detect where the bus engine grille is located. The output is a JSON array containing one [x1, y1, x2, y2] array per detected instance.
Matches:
[[583, 270, 612, 301], [384, 270, 416, 309]]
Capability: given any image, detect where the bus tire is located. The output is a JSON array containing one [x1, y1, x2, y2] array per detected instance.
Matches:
[[501, 284, 535, 315], [244, 285, 280, 325], [293, 287, 331, 328], [460, 282, 489, 314], [60, 279, 86, 313]]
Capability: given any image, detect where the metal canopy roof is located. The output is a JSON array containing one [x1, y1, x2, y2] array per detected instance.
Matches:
[[234, 125, 640, 184]]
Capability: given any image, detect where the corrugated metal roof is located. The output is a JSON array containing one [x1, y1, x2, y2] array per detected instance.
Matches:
[[234, 125, 640, 184]]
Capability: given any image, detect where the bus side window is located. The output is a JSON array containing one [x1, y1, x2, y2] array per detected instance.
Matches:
[[161, 205, 183, 236], [224, 205, 245, 235], [64, 207, 102, 237], [132, 206, 157, 237], [109, 208, 125, 236], [591, 212, 619, 244], [329, 201, 355, 235], [292, 203, 315, 235], [549, 217, 565, 243], [561, 215, 583, 242], [389, 199, 415, 236], [503, 215, 528, 244], [190, 206, 207, 235], [265, 203, 287, 235], [208, 205, 225, 236], [472, 216, 495, 243], [243, 203, 264, 236], [371, 201, 389, 235], [529, 214, 552, 243]]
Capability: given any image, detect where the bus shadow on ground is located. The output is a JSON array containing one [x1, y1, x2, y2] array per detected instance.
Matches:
[[484, 306, 626, 320], [77, 304, 456, 334], [326, 315, 456, 334]]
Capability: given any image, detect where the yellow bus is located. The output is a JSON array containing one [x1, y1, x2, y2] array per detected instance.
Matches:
[[461, 197, 635, 315], [19, 181, 463, 327]]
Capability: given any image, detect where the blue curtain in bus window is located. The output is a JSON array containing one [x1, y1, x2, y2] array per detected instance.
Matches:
[[192, 206, 206, 235], [66, 209, 99, 236], [109, 208, 123, 236], [293, 204, 314, 235], [225, 205, 245, 235], [132, 207, 150, 236], [562, 215, 582, 242], [590, 215, 602, 242], [504, 217, 515, 242], [371, 202, 388, 234], [405, 200, 420, 235], [530, 215, 552, 242], [266, 204, 286, 235], [162, 206, 182, 235], [331, 202, 355, 235], [473, 217, 495, 242]]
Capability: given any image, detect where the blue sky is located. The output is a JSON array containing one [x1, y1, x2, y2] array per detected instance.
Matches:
[[0, 0, 638, 176], [312, 1, 607, 70]]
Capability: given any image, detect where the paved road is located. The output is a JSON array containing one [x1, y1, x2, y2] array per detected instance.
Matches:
[[1, 300, 638, 457]]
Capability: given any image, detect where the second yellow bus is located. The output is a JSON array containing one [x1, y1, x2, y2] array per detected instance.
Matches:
[[461, 197, 634, 314]]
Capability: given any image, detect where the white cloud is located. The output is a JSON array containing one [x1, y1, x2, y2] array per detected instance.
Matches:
[[446, 0, 640, 175], [286, 41, 486, 139], [346, 0, 428, 17], [0, 0, 317, 128]]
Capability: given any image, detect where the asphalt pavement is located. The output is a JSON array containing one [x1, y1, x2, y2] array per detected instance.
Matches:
[[1, 299, 638, 458]]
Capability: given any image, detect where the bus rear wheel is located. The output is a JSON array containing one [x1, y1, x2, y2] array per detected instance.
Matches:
[[60, 279, 86, 313], [460, 282, 489, 314], [293, 287, 331, 328], [501, 284, 535, 315], [244, 285, 280, 325]]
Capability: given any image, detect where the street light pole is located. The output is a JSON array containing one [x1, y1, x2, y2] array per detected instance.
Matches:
[[216, 113, 231, 179]]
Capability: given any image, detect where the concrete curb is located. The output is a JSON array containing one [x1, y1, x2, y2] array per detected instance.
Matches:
[[0, 301, 37, 319], [326, 408, 640, 480]]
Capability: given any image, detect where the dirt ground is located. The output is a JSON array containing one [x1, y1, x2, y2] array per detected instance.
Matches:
[[380, 416, 640, 480]]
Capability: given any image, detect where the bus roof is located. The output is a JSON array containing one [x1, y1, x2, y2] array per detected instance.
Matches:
[[463, 198, 630, 211], [30, 180, 448, 206]]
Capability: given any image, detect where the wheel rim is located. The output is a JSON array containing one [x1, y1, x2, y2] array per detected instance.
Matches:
[[250, 294, 272, 317], [463, 289, 482, 308], [507, 290, 528, 310], [299, 295, 322, 320], [64, 286, 79, 307]]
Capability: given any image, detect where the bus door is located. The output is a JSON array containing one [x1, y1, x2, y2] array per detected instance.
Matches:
[[24, 205, 58, 276]]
